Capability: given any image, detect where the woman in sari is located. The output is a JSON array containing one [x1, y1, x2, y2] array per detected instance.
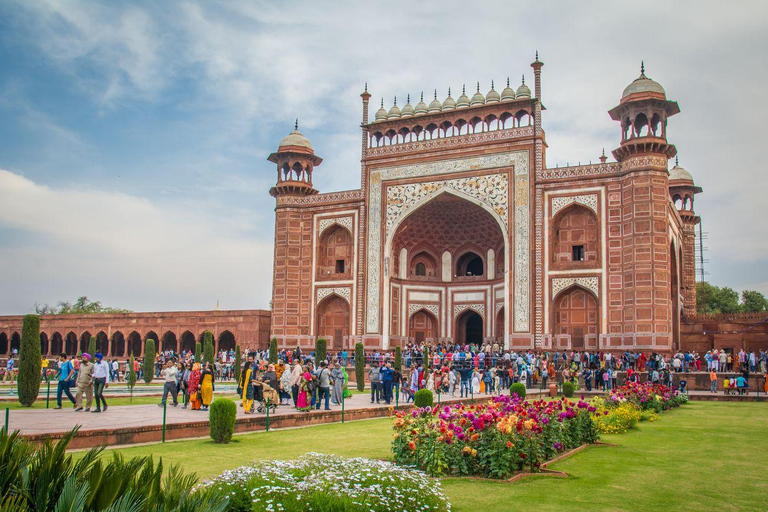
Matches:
[[188, 363, 202, 410], [296, 366, 312, 412], [240, 359, 254, 413], [200, 363, 215, 411]]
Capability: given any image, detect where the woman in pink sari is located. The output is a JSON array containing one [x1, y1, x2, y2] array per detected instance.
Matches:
[[297, 366, 312, 412]]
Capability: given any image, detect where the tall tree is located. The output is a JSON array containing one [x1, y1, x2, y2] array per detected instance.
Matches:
[[203, 331, 215, 365], [143, 339, 156, 384], [696, 282, 741, 314], [315, 338, 327, 366], [269, 338, 278, 364], [34, 296, 131, 315], [741, 290, 768, 313], [195, 341, 202, 363], [355, 342, 365, 392], [88, 335, 97, 356], [17, 315, 42, 407], [394, 346, 402, 371]]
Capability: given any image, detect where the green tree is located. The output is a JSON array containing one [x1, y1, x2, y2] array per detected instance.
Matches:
[[203, 331, 215, 365], [696, 282, 741, 314], [195, 341, 202, 362], [127, 354, 137, 402], [394, 346, 402, 371], [87, 335, 96, 356], [234, 345, 242, 383], [355, 342, 365, 392], [423, 347, 430, 383], [269, 338, 278, 364], [143, 339, 156, 384], [17, 314, 42, 407], [34, 296, 131, 315], [315, 338, 327, 366], [741, 290, 768, 313]]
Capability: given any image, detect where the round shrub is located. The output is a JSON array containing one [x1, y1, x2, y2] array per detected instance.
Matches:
[[563, 381, 575, 398], [414, 388, 433, 408], [510, 382, 526, 399], [209, 398, 237, 444]]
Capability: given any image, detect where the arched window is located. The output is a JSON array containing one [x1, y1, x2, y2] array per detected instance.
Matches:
[[317, 225, 353, 278], [415, 262, 426, 276], [456, 251, 484, 277], [409, 250, 438, 279], [552, 205, 599, 268]]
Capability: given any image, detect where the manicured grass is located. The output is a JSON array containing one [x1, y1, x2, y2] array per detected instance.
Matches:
[[95, 401, 768, 511], [1, 393, 240, 410]]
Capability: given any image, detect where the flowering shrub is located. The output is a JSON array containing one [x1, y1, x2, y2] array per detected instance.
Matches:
[[392, 397, 599, 479], [591, 402, 640, 434], [606, 382, 687, 413], [195, 454, 451, 512]]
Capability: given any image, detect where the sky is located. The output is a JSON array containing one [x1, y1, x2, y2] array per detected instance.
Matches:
[[1, 0, 767, 315]]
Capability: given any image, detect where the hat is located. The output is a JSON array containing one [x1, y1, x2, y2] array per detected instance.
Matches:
[[82, 353, 92, 361], [95, 352, 104, 360]]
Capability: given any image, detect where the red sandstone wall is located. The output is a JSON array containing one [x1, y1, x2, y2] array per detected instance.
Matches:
[[681, 313, 768, 353]]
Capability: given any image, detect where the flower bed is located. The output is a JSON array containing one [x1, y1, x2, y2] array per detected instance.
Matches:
[[606, 382, 688, 413], [195, 454, 451, 512], [392, 396, 599, 479]]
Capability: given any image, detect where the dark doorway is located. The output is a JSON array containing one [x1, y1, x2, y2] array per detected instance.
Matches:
[[457, 310, 483, 344]]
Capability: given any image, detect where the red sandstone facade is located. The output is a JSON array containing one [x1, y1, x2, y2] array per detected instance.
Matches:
[[268, 57, 706, 354], [0, 310, 270, 358]]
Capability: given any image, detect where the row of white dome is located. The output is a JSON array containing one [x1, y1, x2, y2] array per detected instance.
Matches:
[[374, 78, 532, 122]]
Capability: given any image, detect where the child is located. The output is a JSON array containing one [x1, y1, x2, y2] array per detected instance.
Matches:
[[723, 378, 730, 395]]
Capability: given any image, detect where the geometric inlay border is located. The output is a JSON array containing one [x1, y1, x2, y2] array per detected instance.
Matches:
[[551, 194, 598, 217], [551, 276, 599, 298], [318, 216, 354, 236], [408, 303, 440, 318], [453, 303, 485, 318], [316, 286, 351, 304]]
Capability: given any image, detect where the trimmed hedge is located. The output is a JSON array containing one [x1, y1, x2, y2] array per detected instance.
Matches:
[[414, 389, 434, 408], [269, 338, 278, 364], [355, 343, 365, 392], [143, 339, 156, 384], [563, 381, 575, 398], [18, 315, 41, 407], [510, 382, 526, 399], [88, 335, 96, 357], [209, 398, 237, 443], [203, 331, 215, 365], [394, 346, 402, 371], [315, 338, 327, 366]]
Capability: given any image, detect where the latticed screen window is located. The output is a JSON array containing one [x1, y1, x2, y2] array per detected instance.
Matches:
[[572, 245, 585, 262]]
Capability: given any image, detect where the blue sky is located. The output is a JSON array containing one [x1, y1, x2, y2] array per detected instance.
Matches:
[[1, 0, 767, 314]]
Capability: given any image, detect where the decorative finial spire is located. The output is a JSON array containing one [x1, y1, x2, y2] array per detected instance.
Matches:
[[380, 98, 384, 107], [393, 96, 397, 106], [522, 75, 525, 85], [364, 82, 368, 92], [434, 89, 437, 100], [675, 155, 679, 166], [491, 80, 495, 90], [602, 148, 606, 156], [536, 50, 539, 61], [295, 118, 299, 131], [507, 77, 510, 87], [462, 84, 466, 95], [407, 94, 410, 103], [641, 61, 645, 75], [476, 82, 480, 92], [420, 91, 424, 102]]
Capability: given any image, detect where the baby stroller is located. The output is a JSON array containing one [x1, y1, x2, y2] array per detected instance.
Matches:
[[253, 382, 279, 414]]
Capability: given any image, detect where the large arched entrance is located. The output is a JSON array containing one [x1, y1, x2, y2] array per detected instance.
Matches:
[[180, 331, 196, 353], [79, 331, 92, 353], [161, 331, 178, 353], [409, 309, 437, 343], [554, 286, 599, 350], [316, 295, 350, 349], [218, 331, 236, 352], [40, 332, 49, 356], [50, 332, 63, 355], [495, 307, 504, 341], [96, 331, 109, 355], [127, 331, 142, 356], [456, 310, 483, 345], [10, 332, 21, 353], [65, 332, 77, 356], [111, 332, 125, 357], [317, 225, 353, 279], [0, 333, 7, 354]]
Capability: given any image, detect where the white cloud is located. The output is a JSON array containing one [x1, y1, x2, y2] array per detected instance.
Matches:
[[0, 169, 273, 313]]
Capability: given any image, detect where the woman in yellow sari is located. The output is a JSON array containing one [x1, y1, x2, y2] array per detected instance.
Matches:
[[240, 359, 254, 413], [200, 363, 215, 411]]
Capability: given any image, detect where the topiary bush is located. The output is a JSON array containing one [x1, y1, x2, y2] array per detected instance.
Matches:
[[203, 331, 215, 365], [315, 338, 327, 366], [209, 398, 237, 444], [510, 382, 526, 399], [414, 388, 434, 408], [18, 314, 41, 407], [269, 338, 278, 364], [195, 341, 202, 362], [355, 342, 365, 392], [563, 381, 575, 398], [143, 339, 156, 384], [394, 346, 402, 371], [234, 345, 242, 383], [127, 354, 137, 402], [87, 335, 96, 357]]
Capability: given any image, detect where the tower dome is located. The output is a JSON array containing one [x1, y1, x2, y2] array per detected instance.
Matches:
[[486, 81, 500, 103], [442, 88, 457, 110], [414, 92, 428, 115], [401, 94, 414, 117], [622, 62, 666, 100], [374, 99, 388, 122], [471, 83, 485, 105], [516, 75, 531, 99], [387, 97, 401, 119], [456, 85, 471, 108], [500, 77, 516, 101], [669, 158, 694, 184], [277, 121, 313, 153], [428, 90, 443, 112]]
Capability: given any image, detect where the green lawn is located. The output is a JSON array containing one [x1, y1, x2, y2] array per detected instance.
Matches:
[[94, 401, 768, 511]]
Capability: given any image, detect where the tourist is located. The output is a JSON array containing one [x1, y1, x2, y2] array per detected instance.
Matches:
[[735, 374, 748, 395], [158, 359, 179, 408], [458, 364, 472, 398], [289, 360, 303, 407], [709, 368, 717, 393], [368, 362, 382, 404], [240, 356, 254, 412], [297, 366, 312, 412], [188, 363, 202, 410], [315, 361, 331, 410], [471, 367, 481, 395], [74, 353, 94, 412], [200, 363, 215, 411], [54, 353, 76, 409], [330, 362, 344, 405], [279, 362, 292, 405], [91, 353, 110, 413], [180, 363, 192, 409], [4, 355, 14, 383], [381, 362, 394, 404]]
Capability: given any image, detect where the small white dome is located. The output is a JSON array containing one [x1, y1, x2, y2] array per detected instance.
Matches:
[[442, 88, 457, 110], [456, 85, 471, 108], [471, 83, 485, 106]]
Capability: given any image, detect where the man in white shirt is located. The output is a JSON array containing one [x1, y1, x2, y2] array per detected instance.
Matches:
[[158, 360, 179, 407], [92, 352, 110, 413]]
